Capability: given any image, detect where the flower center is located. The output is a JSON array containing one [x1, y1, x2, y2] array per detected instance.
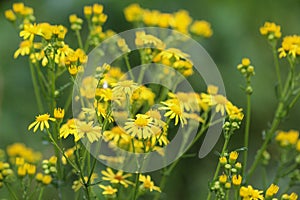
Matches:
[[134, 117, 148, 127]]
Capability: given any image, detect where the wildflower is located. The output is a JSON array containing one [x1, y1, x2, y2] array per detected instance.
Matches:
[[275, 130, 299, 147], [99, 185, 118, 196], [7, 143, 42, 163], [75, 120, 102, 143], [219, 156, 227, 165], [112, 80, 139, 98], [12, 2, 25, 13], [80, 76, 98, 99], [69, 14, 83, 31], [278, 35, 300, 58], [135, 31, 166, 49], [54, 108, 65, 119], [35, 173, 43, 182], [229, 151, 239, 164], [20, 23, 42, 41], [124, 114, 154, 139], [28, 113, 56, 132], [142, 10, 161, 26], [17, 165, 26, 177], [240, 185, 264, 200], [219, 174, 227, 184], [265, 184, 279, 198], [103, 126, 131, 144], [117, 38, 130, 53], [139, 175, 161, 192], [170, 10, 192, 34], [14, 40, 32, 58], [235, 162, 242, 170], [159, 99, 187, 126], [124, 4, 144, 22], [93, 3, 103, 14], [190, 20, 213, 38], [226, 102, 244, 121], [260, 21, 281, 39], [131, 86, 156, 105], [60, 119, 80, 142], [101, 168, 133, 188], [42, 175, 52, 185], [282, 193, 298, 200], [4, 10, 16, 21], [168, 92, 200, 112], [232, 175, 242, 186], [84, 6, 92, 17]]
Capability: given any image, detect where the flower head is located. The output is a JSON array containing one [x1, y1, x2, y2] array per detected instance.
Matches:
[[99, 185, 118, 196], [240, 185, 264, 200], [265, 184, 279, 198], [260, 21, 281, 39], [139, 175, 161, 192], [190, 20, 213, 38], [124, 114, 154, 139], [101, 168, 133, 188], [28, 114, 56, 132], [278, 35, 300, 58]]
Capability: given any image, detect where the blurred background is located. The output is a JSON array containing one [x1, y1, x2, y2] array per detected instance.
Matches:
[[1, 0, 300, 199]]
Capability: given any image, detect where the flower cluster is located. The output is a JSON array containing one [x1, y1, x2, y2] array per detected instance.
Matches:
[[124, 3, 213, 37]]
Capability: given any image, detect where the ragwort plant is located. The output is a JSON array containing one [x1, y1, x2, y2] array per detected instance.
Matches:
[[1, 2, 300, 200]]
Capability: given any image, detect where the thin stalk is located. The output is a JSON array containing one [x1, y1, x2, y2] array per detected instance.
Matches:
[[132, 173, 140, 200], [242, 92, 251, 179], [75, 30, 83, 49], [247, 64, 294, 180], [124, 55, 134, 81], [29, 61, 44, 112], [5, 182, 18, 200], [206, 133, 231, 200], [272, 45, 282, 94], [38, 187, 44, 200]]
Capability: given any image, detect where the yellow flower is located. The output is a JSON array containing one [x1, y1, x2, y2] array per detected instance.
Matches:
[[219, 156, 227, 165], [42, 175, 52, 185], [139, 175, 161, 192], [36, 173, 43, 181], [12, 2, 25, 13], [219, 174, 227, 184], [240, 185, 264, 200], [131, 86, 156, 105], [20, 23, 42, 41], [278, 35, 300, 58], [232, 175, 242, 186], [124, 4, 144, 22], [84, 6, 92, 16], [135, 31, 166, 49], [101, 168, 133, 188], [142, 10, 161, 26], [190, 20, 213, 38], [75, 120, 102, 143], [265, 184, 279, 198], [7, 143, 42, 163], [17, 165, 26, 177], [99, 185, 118, 196], [15, 157, 25, 166], [14, 40, 32, 58], [80, 76, 98, 99], [282, 193, 298, 200], [229, 151, 239, 163], [54, 108, 65, 119], [226, 101, 244, 121], [260, 21, 281, 39], [28, 114, 56, 132], [112, 80, 139, 98], [159, 99, 187, 126], [60, 119, 80, 142], [103, 126, 131, 144], [5, 10, 16, 21], [170, 10, 192, 34], [93, 3, 103, 15], [124, 114, 154, 139], [275, 130, 299, 147]]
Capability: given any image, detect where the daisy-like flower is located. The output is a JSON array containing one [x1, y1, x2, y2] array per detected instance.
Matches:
[[75, 120, 102, 143], [265, 184, 279, 198], [239, 185, 264, 200], [103, 126, 131, 144], [135, 31, 166, 49], [14, 40, 32, 58], [28, 114, 56, 132], [101, 168, 133, 188], [20, 23, 42, 41], [278, 35, 300, 58], [60, 119, 80, 142], [112, 80, 139, 98], [124, 114, 154, 139], [99, 185, 118, 196], [139, 175, 161, 192], [159, 99, 187, 126]]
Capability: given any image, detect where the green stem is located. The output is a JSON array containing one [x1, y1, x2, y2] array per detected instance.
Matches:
[[242, 92, 251, 179], [132, 173, 140, 200], [75, 30, 83, 49], [272, 45, 282, 95], [38, 187, 44, 200], [29, 61, 44, 113], [124, 55, 134, 81], [5, 182, 18, 200], [247, 65, 294, 180], [207, 133, 231, 200]]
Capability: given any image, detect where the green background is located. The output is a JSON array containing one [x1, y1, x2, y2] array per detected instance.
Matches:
[[1, 0, 300, 199]]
